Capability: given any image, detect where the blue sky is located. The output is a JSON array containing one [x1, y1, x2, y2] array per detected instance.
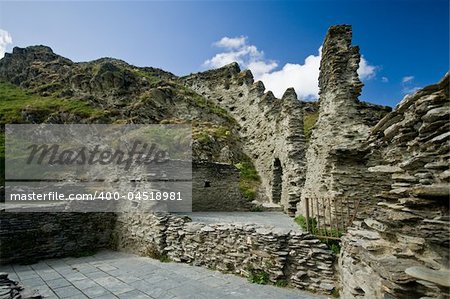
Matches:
[[0, 0, 448, 107]]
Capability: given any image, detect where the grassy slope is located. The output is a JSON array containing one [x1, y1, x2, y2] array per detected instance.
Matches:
[[0, 81, 106, 124]]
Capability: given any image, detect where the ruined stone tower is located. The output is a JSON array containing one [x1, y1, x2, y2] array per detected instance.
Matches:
[[298, 25, 390, 225]]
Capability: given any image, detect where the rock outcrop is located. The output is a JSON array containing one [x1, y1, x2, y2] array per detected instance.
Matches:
[[339, 72, 450, 299], [0, 45, 258, 211], [0, 46, 231, 126]]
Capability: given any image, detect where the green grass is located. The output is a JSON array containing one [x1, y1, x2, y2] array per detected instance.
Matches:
[[275, 279, 288, 287], [294, 215, 342, 254], [294, 215, 317, 231], [330, 288, 340, 298], [0, 81, 106, 124], [142, 244, 172, 263], [192, 123, 237, 156], [235, 161, 260, 200], [248, 270, 269, 285], [131, 69, 166, 88], [304, 111, 318, 141]]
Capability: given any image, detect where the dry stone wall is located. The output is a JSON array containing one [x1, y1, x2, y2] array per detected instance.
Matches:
[[183, 68, 306, 216], [339, 72, 450, 299], [113, 212, 336, 293]]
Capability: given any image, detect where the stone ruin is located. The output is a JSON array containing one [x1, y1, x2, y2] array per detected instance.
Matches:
[[183, 65, 306, 216], [0, 24, 449, 298], [299, 25, 392, 224]]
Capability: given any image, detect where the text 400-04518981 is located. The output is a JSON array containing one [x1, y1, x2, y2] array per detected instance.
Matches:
[[79, 191, 185, 201]]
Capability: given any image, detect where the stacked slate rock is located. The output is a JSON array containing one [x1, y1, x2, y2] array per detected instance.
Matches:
[[339, 72, 450, 299]]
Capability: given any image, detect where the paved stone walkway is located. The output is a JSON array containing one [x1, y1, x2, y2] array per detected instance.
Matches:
[[0, 250, 327, 299]]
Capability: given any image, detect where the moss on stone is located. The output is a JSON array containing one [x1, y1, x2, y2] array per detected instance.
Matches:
[[304, 110, 319, 141]]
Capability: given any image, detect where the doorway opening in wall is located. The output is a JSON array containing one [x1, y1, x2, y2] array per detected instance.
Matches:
[[272, 158, 283, 203]]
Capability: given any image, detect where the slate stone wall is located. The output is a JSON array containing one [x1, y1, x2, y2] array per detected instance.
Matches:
[[0, 212, 116, 264]]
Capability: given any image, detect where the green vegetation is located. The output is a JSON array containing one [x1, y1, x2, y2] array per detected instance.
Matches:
[[192, 124, 233, 144], [294, 215, 317, 230], [294, 215, 342, 254], [158, 255, 172, 263], [275, 279, 289, 287], [303, 110, 319, 141], [249, 205, 264, 212], [143, 244, 172, 263], [248, 269, 269, 285], [131, 69, 166, 88], [235, 160, 260, 200], [330, 288, 340, 298], [180, 86, 237, 124], [0, 81, 106, 124]]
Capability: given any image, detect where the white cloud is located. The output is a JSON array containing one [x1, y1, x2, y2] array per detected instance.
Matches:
[[247, 60, 278, 79], [204, 36, 377, 99], [258, 50, 321, 99], [381, 76, 389, 83], [358, 56, 376, 80], [0, 29, 13, 58], [204, 37, 279, 80], [214, 36, 247, 49], [401, 75, 420, 94], [402, 76, 414, 83]]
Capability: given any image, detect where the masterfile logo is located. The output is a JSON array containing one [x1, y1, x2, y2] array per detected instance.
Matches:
[[4, 124, 193, 213]]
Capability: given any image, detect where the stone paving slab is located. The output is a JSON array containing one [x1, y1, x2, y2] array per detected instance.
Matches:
[[1, 250, 327, 299]]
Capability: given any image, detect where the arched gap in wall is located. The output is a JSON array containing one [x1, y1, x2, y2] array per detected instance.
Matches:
[[272, 158, 283, 203]]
